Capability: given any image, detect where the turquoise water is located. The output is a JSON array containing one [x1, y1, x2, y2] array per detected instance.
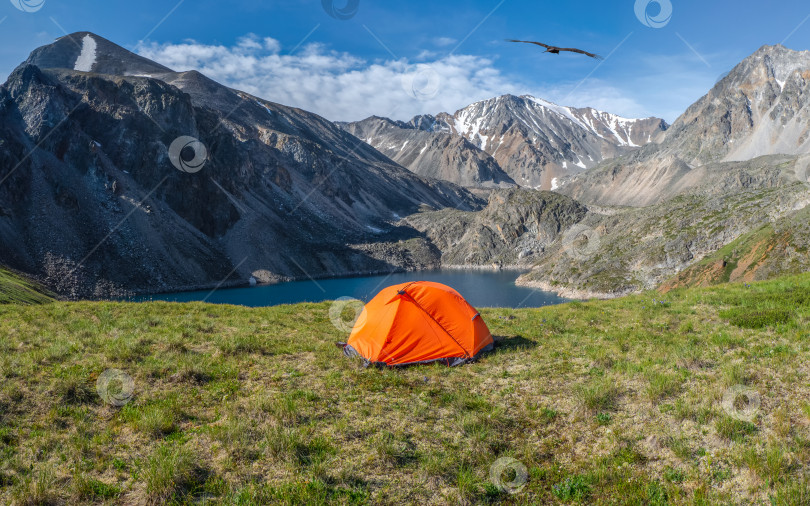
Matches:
[[135, 269, 569, 308]]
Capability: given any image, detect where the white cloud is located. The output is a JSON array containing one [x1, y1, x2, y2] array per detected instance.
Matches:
[[135, 36, 652, 122], [434, 37, 457, 47]]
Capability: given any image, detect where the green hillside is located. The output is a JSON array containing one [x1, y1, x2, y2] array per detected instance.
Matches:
[[661, 204, 810, 293], [0, 268, 53, 305], [0, 275, 809, 504]]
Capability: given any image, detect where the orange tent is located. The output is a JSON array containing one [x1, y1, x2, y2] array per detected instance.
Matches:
[[341, 281, 494, 367]]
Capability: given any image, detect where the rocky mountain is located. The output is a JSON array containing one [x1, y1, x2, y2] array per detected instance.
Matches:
[[517, 180, 810, 298], [513, 44, 810, 297], [403, 189, 587, 267], [338, 116, 516, 188], [560, 44, 810, 207], [0, 32, 482, 298], [342, 95, 667, 189], [659, 200, 810, 292]]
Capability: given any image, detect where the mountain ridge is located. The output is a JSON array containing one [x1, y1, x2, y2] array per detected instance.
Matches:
[[341, 94, 667, 189]]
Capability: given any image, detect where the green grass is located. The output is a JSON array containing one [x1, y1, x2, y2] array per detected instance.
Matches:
[[1, 273, 810, 503], [715, 415, 758, 442], [143, 443, 209, 503], [720, 307, 794, 329]]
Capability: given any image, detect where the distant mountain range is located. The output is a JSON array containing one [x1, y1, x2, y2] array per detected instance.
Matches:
[[1, 33, 809, 299], [340, 95, 667, 189]]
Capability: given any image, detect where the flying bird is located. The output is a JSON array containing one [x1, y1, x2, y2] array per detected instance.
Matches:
[[506, 39, 603, 60]]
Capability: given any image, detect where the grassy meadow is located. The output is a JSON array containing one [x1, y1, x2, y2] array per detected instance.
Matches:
[[1, 273, 810, 504]]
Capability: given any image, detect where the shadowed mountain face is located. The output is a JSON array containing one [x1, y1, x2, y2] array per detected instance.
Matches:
[[342, 95, 668, 189], [0, 32, 482, 298], [559, 44, 810, 207]]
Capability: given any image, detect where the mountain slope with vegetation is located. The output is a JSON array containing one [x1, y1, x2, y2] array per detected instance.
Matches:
[[0, 267, 53, 304], [517, 182, 810, 298], [660, 203, 810, 292], [1, 275, 809, 504]]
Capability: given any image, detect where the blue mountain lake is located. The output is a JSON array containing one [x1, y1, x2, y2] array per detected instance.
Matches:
[[135, 269, 569, 308]]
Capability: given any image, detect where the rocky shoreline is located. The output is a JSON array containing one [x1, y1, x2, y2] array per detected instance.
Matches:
[[513, 276, 636, 301]]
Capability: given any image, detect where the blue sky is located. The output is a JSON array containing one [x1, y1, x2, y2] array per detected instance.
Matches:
[[2, 0, 810, 122]]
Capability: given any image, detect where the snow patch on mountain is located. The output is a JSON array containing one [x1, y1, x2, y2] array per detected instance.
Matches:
[[74, 35, 97, 72], [256, 100, 273, 115]]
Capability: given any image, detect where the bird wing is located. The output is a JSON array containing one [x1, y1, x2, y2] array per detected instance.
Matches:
[[506, 39, 553, 50], [558, 47, 604, 60]]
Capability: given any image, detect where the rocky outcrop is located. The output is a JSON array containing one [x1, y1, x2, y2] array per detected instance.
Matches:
[[403, 188, 587, 267], [659, 201, 810, 291]]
